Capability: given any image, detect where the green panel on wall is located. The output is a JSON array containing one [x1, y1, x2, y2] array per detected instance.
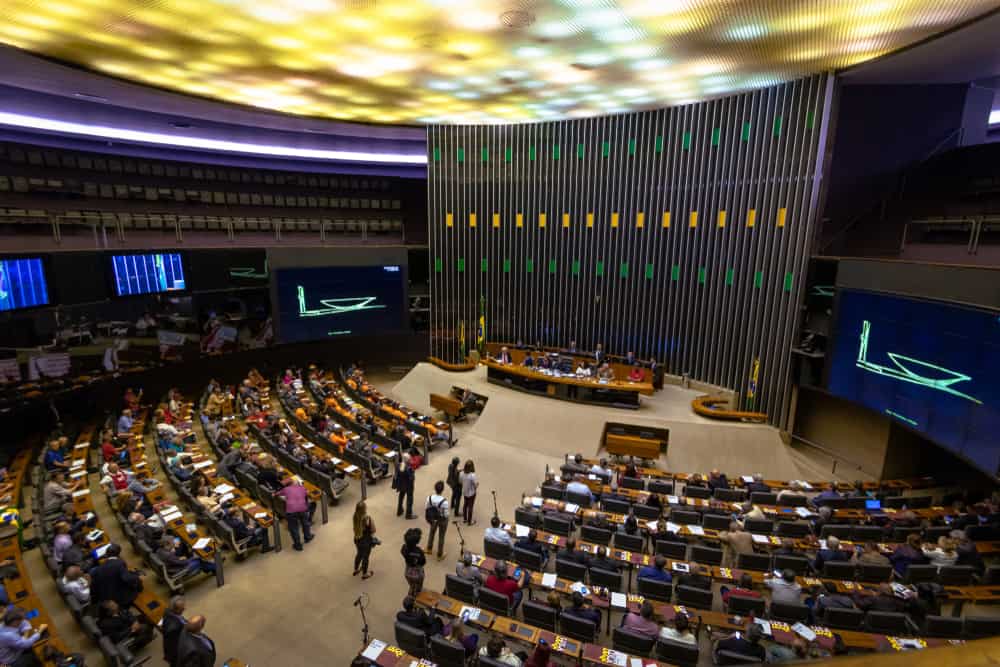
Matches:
[[434, 257, 442, 273], [805, 111, 815, 129], [552, 144, 560, 160], [711, 128, 721, 146], [503, 258, 511, 273], [601, 141, 610, 157], [741, 122, 751, 141], [596, 261, 604, 277], [504, 147, 512, 162], [529, 145, 536, 161], [697, 266, 706, 284], [480, 258, 488, 272], [644, 263, 654, 279], [526, 258, 534, 273], [773, 116, 783, 137], [548, 259, 557, 274], [481, 147, 488, 162], [753, 270, 763, 288], [654, 135, 663, 153], [456, 147, 464, 162], [725, 268, 734, 285], [784, 272, 794, 291], [571, 260, 580, 276], [619, 262, 629, 278], [628, 138, 636, 155], [432, 147, 440, 162], [671, 265, 680, 281], [457, 257, 465, 272], [682, 131, 691, 150], [577, 143, 584, 158]]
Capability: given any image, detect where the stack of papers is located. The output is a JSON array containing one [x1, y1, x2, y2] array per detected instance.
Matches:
[[361, 640, 387, 661], [193, 537, 212, 550], [515, 524, 530, 538], [753, 619, 773, 636], [752, 534, 770, 544], [687, 525, 705, 536], [541, 573, 557, 588], [792, 623, 817, 641], [192, 461, 213, 470], [795, 507, 813, 518], [741, 475, 755, 484], [72, 489, 90, 498], [564, 503, 580, 514], [213, 484, 235, 495], [667, 495, 680, 505], [218, 493, 235, 504], [344, 465, 359, 473], [610, 592, 628, 608]]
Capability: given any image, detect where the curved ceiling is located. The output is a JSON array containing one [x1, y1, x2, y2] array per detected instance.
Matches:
[[1, 1, 998, 125]]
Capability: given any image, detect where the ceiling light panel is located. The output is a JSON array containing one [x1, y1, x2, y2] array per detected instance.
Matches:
[[0, 0, 996, 124]]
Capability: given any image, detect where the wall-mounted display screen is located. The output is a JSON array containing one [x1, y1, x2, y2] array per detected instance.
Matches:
[[111, 253, 186, 296], [275, 265, 405, 343], [828, 289, 1000, 475], [188, 249, 269, 291], [0, 257, 49, 312]]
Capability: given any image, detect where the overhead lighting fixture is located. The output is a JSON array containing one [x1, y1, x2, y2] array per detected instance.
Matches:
[[0, 111, 427, 165]]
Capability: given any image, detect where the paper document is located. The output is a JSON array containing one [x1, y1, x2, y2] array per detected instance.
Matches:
[[72, 489, 90, 497], [70, 471, 86, 479], [605, 650, 627, 666], [667, 495, 679, 505], [753, 619, 773, 636], [332, 457, 342, 464], [515, 524, 530, 538], [752, 534, 769, 544], [541, 573, 557, 588], [344, 465, 359, 473], [218, 493, 235, 504], [384, 451, 397, 458], [74, 443, 90, 449], [630, 659, 643, 667], [213, 484, 235, 495], [301, 442, 314, 449], [795, 507, 812, 518], [254, 512, 268, 519], [647, 520, 659, 530], [741, 475, 754, 484], [570, 581, 590, 595], [666, 521, 681, 533], [361, 640, 387, 661], [687, 525, 705, 536], [459, 606, 480, 622], [531, 497, 543, 507], [564, 503, 579, 514], [87, 530, 103, 541], [792, 623, 817, 641], [193, 538, 211, 550], [611, 592, 627, 608], [671, 562, 690, 573], [192, 461, 213, 470]]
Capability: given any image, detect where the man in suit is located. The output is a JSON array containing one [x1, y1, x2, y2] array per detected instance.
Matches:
[[745, 473, 771, 495], [594, 344, 605, 364], [521, 351, 535, 368], [497, 347, 512, 364], [557, 538, 591, 566], [396, 596, 444, 637], [515, 528, 549, 568], [813, 535, 850, 573], [162, 595, 188, 667], [589, 546, 620, 573], [395, 454, 416, 519], [566, 340, 578, 354], [176, 615, 216, 667], [649, 358, 664, 390], [90, 543, 143, 608]]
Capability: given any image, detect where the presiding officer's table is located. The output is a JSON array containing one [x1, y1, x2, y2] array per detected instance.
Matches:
[[485, 360, 653, 409]]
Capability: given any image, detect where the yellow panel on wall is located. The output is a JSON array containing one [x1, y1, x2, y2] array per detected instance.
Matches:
[[562, 212, 570, 228], [662, 211, 671, 229], [516, 213, 523, 228], [777, 207, 787, 228], [746, 209, 757, 228], [611, 212, 619, 228], [689, 211, 698, 228], [446, 212, 453, 227], [538, 212, 546, 228], [586, 212, 594, 228], [636, 212, 645, 228], [469, 212, 476, 228], [717, 210, 726, 228], [492, 213, 500, 228]]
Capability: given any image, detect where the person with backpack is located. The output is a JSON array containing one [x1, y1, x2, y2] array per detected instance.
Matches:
[[447, 457, 463, 516], [424, 480, 450, 561]]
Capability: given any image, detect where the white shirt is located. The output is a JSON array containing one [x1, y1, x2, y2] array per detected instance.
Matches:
[[157, 423, 179, 437], [426, 493, 450, 519], [566, 480, 593, 499], [460, 471, 479, 498], [485, 526, 512, 545], [61, 576, 90, 604]]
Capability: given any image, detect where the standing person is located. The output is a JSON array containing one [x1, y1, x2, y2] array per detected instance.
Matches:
[[447, 457, 463, 516], [277, 477, 313, 551], [401, 528, 426, 596], [353, 501, 376, 579], [460, 460, 479, 526], [176, 615, 215, 667], [424, 481, 450, 561], [395, 453, 416, 520], [162, 595, 188, 667]]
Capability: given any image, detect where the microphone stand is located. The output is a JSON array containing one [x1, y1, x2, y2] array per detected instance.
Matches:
[[491, 490, 499, 521], [355, 593, 370, 647], [453, 520, 466, 556]]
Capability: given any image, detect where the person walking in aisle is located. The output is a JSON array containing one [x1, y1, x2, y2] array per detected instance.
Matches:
[[424, 481, 450, 561], [401, 527, 426, 596], [395, 453, 416, 519], [353, 501, 376, 579], [447, 457, 463, 516], [277, 477, 313, 551], [460, 460, 479, 525]]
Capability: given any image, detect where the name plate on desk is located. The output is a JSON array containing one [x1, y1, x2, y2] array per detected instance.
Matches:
[[72, 489, 90, 498]]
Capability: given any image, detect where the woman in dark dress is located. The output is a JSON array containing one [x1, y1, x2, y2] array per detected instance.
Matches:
[[401, 527, 426, 595]]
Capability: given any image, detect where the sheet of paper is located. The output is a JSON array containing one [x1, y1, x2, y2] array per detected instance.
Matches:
[[606, 650, 627, 666], [588, 474, 598, 480], [531, 497, 543, 507], [361, 640, 387, 661], [218, 493, 235, 504], [515, 524, 530, 538], [792, 622, 817, 641], [741, 475, 754, 484], [70, 471, 86, 479], [541, 573, 557, 588], [687, 525, 705, 536], [753, 618, 772, 636], [87, 530, 103, 541], [192, 461, 213, 470], [213, 484, 235, 495], [72, 489, 90, 497], [74, 443, 90, 449], [193, 538, 211, 550], [630, 659, 643, 667], [752, 534, 769, 543], [610, 592, 627, 608], [647, 520, 659, 530], [254, 512, 268, 519], [570, 581, 589, 595], [344, 465, 359, 473], [666, 521, 681, 533], [332, 457, 342, 464], [667, 495, 679, 505], [301, 442, 314, 449], [795, 507, 812, 518], [671, 562, 690, 573], [384, 451, 397, 458], [564, 503, 579, 514]]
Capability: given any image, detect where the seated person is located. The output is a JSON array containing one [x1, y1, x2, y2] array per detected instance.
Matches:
[[715, 624, 766, 662], [675, 570, 713, 593], [128, 512, 164, 548], [221, 505, 273, 554], [619, 513, 640, 536], [557, 538, 591, 566], [588, 546, 620, 573], [515, 529, 549, 568], [853, 582, 910, 613], [564, 475, 594, 503], [811, 483, 842, 507], [596, 363, 615, 381], [485, 561, 529, 612], [60, 565, 91, 604], [813, 535, 851, 573], [60, 532, 94, 573], [455, 553, 484, 587], [851, 542, 890, 567], [813, 581, 856, 616], [166, 453, 194, 482], [96, 599, 155, 651], [478, 634, 522, 666], [521, 352, 534, 368], [707, 469, 729, 491], [638, 555, 672, 583], [765, 570, 802, 605], [621, 601, 659, 639], [396, 596, 443, 637], [649, 517, 683, 545], [484, 516, 513, 546], [155, 536, 216, 578], [51, 522, 73, 566], [745, 473, 771, 494], [659, 613, 696, 644], [563, 591, 601, 627], [628, 364, 645, 382], [43, 472, 80, 515], [575, 363, 592, 377], [721, 573, 761, 604], [101, 437, 128, 465], [44, 438, 71, 472]]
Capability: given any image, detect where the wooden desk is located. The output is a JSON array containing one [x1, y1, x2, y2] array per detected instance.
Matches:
[[605, 434, 661, 460], [358, 639, 428, 666], [485, 361, 652, 409], [582, 642, 670, 667]]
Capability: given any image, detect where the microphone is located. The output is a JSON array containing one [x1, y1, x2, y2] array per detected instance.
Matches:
[[353, 596, 363, 607]]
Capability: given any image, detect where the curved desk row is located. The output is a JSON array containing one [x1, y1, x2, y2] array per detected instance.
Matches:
[[691, 395, 767, 422], [485, 360, 653, 409]]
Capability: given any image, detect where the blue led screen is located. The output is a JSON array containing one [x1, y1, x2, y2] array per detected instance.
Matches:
[[111, 253, 186, 296], [0, 257, 49, 311]]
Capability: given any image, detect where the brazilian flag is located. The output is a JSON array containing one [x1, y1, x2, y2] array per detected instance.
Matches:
[[476, 295, 486, 353]]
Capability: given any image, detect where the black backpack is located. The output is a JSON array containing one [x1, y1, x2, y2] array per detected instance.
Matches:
[[425, 496, 445, 523]]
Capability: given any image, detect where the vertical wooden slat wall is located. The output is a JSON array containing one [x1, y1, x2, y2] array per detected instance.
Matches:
[[428, 74, 833, 427]]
